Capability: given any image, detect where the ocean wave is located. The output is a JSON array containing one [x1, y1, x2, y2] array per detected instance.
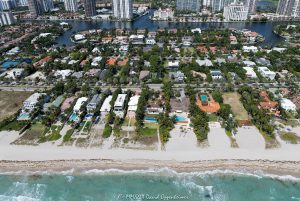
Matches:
[[0, 168, 75, 176], [0, 195, 40, 201], [1, 167, 299, 183], [81, 167, 300, 183]]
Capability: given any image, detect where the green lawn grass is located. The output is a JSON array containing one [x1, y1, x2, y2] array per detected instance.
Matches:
[[63, 129, 74, 142], [280, 132, 300, 144], [140, 127, 157, 136]]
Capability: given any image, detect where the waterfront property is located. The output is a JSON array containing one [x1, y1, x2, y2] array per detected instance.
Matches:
[[100, 95, 112, 113], [87, 94, 101, 112], [73, 97, 88, 113], [114, 94, 127, 117]]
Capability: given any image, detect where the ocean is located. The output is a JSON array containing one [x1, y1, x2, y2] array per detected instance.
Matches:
[[0, 168, 299, 201]]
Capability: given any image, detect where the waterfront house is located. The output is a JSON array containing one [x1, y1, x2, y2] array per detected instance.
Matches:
[[73, 97, 88, 113], [127, 95, 140, 112], [242, 46, 258, 53], [22, 93, 48, 112], [61, 96, 76, 112], [43, 95, 64, 112], [87, 94, 101, 112], [100, 95, 112, 113], [114, 94, 127, 117], [146, 101, 164, 114]]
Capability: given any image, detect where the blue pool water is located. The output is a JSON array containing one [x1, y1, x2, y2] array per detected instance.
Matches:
[[200, 95, 208, 101], [17, 113, 30, 120], [69, 113, 79, 122], [144, 117, 157, 123], [1, 61, 20, 69], [176, 116, 187, 121]]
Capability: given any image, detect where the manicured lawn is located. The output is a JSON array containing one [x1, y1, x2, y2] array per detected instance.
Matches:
[[40, 125, 62, 142], [223, 92, 249, 121], [83, 121, 92, 133], [63, 129, 74, 142], [280, 132, 300, 144], [144, 122, 159, 129], [23, 122, 46, 141], [140, 127, 157, 136], [0, 91, 32, 121], [0, 120, 29, 131]]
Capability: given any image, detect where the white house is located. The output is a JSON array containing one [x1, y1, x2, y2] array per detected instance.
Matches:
[[128, 95, 140, 112], [87, 94, 101, 112], [258, 67, 276, 80], [196, 59, 213, 67], [280, 98, 297, 112], [100, 95, 112, 113], [3, 68, 24, 79], [243, 60, 256, 66], [91, 56, 102, 66], [243, 46, 258, 53], [243, 67, 257, 78], [210, 70, 223, 79], [22, 93, 46, 112], [74, 34, 86, 41], [191, 28, 201, 34], [272, 47, 287, 53], [73, 97, 88, 113], [168, 60, 180, 69], [114, 94, 127, 117], [145, 38, 156, 45], [54, 70, 73, 80]]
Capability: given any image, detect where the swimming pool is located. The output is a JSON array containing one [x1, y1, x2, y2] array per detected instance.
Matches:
[[1, 61, 20, 69], [18, 113, 30, 120], [69, 113, 79, 122], [144, 117, 157, 123], [175, 116, 187, 121]]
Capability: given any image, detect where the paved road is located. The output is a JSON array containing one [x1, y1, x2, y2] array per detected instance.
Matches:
[[0, 82, 298, 92]]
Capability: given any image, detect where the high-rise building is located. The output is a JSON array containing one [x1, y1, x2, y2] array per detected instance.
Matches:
[[276, 0, 300, 17], [0, 0, 16, 10], [28, 0, 44, 17], [0, 11, 15, 25], [18, 0, 28, 6], [244, 0, 256, 14], [64, 0, 78, 12], [41, 0, 53, 12], [112, 0, 133, 19], [83, 0, 96, 17], [176, 0, 201, 12], [211, 0, 235, 12], [202, 0, 211, 8], [223, 3, 249, 21]]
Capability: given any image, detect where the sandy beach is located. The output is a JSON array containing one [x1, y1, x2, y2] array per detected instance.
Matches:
[[1, 127, 300, 175]]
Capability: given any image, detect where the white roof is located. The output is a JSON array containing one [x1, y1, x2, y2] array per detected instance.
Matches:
[[128, 95, 140, 111], [191, 28, 201, 33], [25, 93, 44, 104], [4, 68, 24, 79], [243, 67, 257, 78], [100, 95, 112, 112], [54, 70, 73, 79], [272, 47, 287, 52], [25, 71, 46, 80], [168, 61, 179, 66], [280, 98, 297, 111], [258, 67, 276, 74], [73, 97, 88, 111], [243, 60, 256, 66], [74, 34, 85, 41], [39, 33, 52, 37], [114, 94, 127, 107], [196, 59, 213, 66]]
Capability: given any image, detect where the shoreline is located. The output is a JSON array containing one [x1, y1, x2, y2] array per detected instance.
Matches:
[[0, 159, 300, 178]]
